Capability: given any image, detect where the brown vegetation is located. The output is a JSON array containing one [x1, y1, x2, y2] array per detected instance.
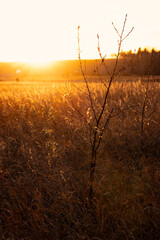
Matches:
[[0, 80, 160, 239]]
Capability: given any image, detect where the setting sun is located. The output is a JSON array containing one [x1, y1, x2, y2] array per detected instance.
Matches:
[[1, 1, 160, 239], [0, 0, 160, 63]]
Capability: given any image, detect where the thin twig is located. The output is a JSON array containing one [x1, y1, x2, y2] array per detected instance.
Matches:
[[78, 26, 98, 123], [96, 108, 114, 151]]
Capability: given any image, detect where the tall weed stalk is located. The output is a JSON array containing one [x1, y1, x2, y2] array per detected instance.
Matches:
[[76, 15, 134, 200]]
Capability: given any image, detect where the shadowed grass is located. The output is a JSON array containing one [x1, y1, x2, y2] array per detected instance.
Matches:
[[0, 80, 160, 239]]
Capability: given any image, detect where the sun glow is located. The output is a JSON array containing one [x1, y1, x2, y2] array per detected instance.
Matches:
[[0, 0, 160, 63]]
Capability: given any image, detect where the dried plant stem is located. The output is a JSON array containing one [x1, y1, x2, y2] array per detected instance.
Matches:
[[77, 15, 134, 201]]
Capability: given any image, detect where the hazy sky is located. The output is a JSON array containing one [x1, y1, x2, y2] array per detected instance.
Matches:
[[0, 0, 160, 62]]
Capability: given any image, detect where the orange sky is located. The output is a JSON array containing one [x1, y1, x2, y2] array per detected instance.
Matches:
[[0, 0, 159, 62]]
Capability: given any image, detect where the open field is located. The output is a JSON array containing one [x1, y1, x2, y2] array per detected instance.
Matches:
[[0, 79, 160, 239]]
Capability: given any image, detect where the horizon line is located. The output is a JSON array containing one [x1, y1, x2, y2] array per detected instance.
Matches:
[[0, 47, 159, 64]]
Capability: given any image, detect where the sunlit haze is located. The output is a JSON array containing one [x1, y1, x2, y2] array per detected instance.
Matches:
[[0, 0, 160, 63]]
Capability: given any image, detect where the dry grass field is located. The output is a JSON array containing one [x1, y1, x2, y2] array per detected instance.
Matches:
[[0, 79, 160, 239]]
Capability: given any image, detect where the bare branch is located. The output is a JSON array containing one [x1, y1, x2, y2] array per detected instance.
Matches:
[[122, 27, 134, 42], [97, 34, 106, 61], [96, 108, 114, 151], [121, 14, 128, 38], [95, 61, 109, 88], [77, 15, 134, 200], [97, 34, 111, 77], [112, 22, 120, 37], [78, 26, 98, 123], [115, 52, 135, 77]]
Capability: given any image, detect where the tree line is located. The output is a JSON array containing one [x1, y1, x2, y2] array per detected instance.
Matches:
[[119, 48, 160, 75]]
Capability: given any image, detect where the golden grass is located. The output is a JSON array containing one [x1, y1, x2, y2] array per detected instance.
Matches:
[[0, 80, 160, 239]]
